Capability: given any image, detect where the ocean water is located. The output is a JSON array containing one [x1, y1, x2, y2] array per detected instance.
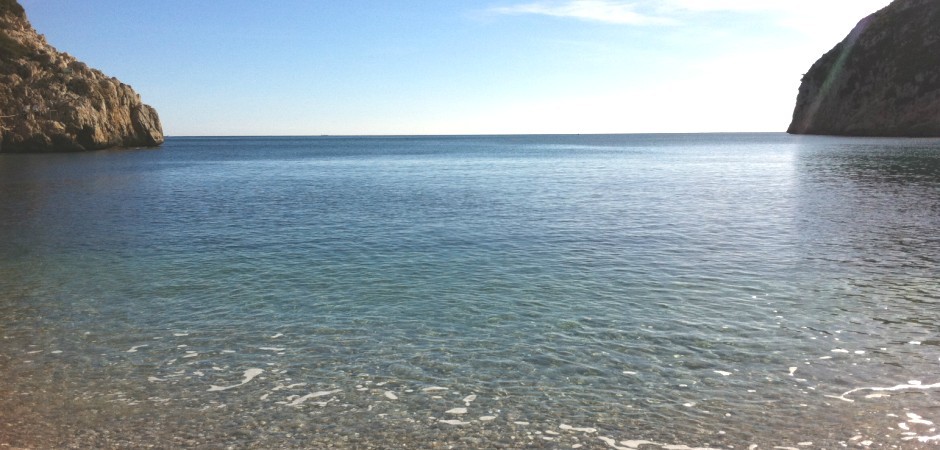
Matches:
[[0, 133, 938, 449]]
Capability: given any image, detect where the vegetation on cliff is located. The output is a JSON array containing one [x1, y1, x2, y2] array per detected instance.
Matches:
[[789, 0, 940, 136]]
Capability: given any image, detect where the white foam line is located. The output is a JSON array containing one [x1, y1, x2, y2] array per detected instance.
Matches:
[[611, 439, 725, 450], [126, 345, 149, 353], [208, 368, 263, 392], [663, 445, 724, 450], [439, 419, 469, 425], [663, 445, 721, 450], [621, 440, 658, 449], [287, 389, 341, 406], [831, 381, 940, 402], [599, 437, 623, 449], [259, 347, 286, 352], [907, 413, 934, 425], [560, 424, 597, 433], [272, 382, 307, 391]]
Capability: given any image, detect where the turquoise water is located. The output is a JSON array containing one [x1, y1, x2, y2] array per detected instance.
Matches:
[[1, 134, 939, 448]]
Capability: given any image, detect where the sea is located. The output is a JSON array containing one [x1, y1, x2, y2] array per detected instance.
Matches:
[[0, 133, 938, 449]]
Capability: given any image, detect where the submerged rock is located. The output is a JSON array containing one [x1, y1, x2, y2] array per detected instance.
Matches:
[[0, 0, 163, 152], [788, 0, 940, 137]]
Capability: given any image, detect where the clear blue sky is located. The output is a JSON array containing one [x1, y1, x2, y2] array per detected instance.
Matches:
[[21, 0, 892, 136]]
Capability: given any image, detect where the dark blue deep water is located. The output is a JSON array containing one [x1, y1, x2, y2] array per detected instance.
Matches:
[[1, 134, 939, 448]]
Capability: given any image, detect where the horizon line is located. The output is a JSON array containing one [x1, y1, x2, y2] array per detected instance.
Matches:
[[164, 131, 790, 139]]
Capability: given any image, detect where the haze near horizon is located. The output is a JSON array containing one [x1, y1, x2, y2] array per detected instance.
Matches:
[[21, 0, 892, 136]]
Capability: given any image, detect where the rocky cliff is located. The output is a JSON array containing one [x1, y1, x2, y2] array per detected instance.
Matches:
[[788, 0, 940, 136], [0, 0, 163, 152]]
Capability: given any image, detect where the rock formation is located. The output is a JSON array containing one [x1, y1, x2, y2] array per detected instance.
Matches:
[[0, 0, 163, 152], [788, 0, 940, 136]]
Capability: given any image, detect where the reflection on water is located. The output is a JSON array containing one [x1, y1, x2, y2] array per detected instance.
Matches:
[[794, 136, 940, 336], [1, 134, 939, 448]]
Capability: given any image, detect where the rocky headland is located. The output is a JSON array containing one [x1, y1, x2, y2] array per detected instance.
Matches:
[[788, 0, 940, 136], [0, 0, 162, 152]]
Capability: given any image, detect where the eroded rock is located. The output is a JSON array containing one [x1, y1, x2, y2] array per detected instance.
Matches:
[[0, 0, 163, 152]]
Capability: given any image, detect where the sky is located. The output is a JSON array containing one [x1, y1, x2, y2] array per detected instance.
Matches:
[[20, 0, 893, 136]]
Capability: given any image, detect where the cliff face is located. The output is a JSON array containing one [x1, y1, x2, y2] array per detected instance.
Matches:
[[0, 0, 163, 152], [788, 0, 940, 137]]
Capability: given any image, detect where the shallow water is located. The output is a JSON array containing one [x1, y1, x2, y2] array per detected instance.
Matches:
[[1, 133, 939, 448]]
